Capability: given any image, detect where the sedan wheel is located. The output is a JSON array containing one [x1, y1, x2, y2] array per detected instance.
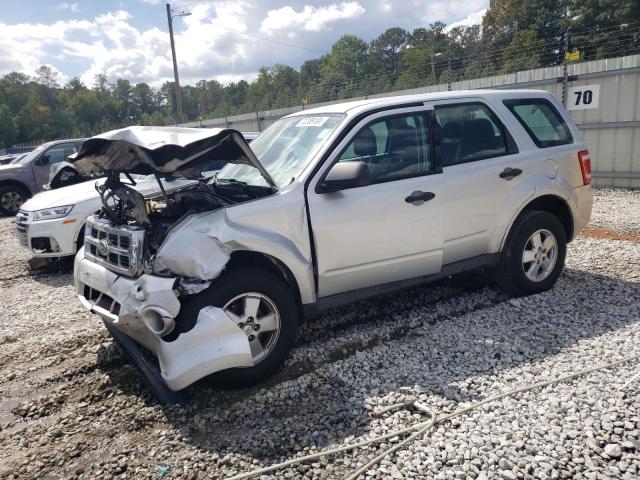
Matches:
[[522, 228, 558, 282]]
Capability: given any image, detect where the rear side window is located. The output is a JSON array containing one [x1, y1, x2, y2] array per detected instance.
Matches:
[[434, 102, 510, 166], [504, 99, 572, 148]]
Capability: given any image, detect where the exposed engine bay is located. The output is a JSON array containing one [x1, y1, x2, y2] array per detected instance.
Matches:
[[94, 170, 272, 257]]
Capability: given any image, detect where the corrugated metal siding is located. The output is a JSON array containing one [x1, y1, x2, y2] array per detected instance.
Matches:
[[186, 54, 640, 187]]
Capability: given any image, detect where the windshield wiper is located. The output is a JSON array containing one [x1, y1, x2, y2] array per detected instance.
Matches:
[[216, 177, 248, 186]]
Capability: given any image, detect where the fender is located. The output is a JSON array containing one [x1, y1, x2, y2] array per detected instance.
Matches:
[[495, 176, 575, 253], [0, 179, 33, 197], [155, 186, 317, 304]]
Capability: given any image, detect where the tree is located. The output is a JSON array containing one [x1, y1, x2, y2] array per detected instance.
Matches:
[[34, 65, 59, 88], [320, 35, 370, 99], [370, 28, 409, 79], [500, 30, 544, 72], [0, 104, 18, 146], [112, 79, 133, 125], [397, 23, 451, 88]]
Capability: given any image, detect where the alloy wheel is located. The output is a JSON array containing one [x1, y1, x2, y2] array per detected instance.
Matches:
[[1, 191, 24, 214], [522, 228, 558, 282], [223, 292, 281, 365]]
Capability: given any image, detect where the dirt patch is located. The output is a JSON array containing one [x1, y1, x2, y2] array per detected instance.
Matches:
[[580, 227, 640, 243]]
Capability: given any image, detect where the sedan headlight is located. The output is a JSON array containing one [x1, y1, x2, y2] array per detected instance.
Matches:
[[32, 205, 74, 221]]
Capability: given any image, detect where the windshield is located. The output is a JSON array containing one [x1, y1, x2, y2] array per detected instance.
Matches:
[[217, 114, 344, 187], [12, 145, 47, 165]]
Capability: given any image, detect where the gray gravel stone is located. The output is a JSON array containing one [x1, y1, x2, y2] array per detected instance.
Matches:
[[604, 444, 622, 459]]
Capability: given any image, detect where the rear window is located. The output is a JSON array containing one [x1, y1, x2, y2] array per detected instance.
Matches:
[[504, 98, 572, 148]]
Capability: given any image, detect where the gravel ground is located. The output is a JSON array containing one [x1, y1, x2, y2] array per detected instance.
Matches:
[[0, 188, 639, 480], [588, 187, 640, 234]]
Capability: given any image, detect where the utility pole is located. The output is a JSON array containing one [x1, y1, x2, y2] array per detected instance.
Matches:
[[166, 3, 190, 124], [561, 29, 571, 106]]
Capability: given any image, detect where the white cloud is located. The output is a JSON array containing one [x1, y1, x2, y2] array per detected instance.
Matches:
[[261, 2, 365, 34], [0, 18, 94, 83], [445, 8, 487, 32], [56, 2, 80, 13]]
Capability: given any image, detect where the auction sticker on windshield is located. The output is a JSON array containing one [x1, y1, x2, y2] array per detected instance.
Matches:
[[297, 116, 330, 127]]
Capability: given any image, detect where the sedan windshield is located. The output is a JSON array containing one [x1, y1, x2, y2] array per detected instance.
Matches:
[[217, 114, 344, 188], [12, 145, 47, 165]]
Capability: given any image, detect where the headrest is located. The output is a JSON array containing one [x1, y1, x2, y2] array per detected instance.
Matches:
[[389, 117, 410, 129], [353, 127, 377, 157], [442, 122, 462, 140], [464, 118, 495, 144]]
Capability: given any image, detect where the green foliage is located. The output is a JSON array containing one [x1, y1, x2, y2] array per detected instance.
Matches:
[[0, 104, 18, 146], [500, 30, 544, 73], [0, 0, 637, 147]]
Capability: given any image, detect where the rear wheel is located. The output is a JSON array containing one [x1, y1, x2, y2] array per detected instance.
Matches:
[[496, 210, 566, 296], [177, 267, 298, 387], [0, 186, 28, 215]]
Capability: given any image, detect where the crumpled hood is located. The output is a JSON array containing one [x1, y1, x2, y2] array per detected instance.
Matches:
[[70, 126, 277, 189]]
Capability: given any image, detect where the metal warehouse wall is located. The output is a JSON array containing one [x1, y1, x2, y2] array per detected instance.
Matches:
[[182, 54, 640, 187]]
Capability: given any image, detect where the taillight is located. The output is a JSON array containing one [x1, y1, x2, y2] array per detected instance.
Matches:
[[578, 150, 591, 185]]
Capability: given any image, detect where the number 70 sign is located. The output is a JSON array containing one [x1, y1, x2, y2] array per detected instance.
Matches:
[[567, 84, 600, 110]]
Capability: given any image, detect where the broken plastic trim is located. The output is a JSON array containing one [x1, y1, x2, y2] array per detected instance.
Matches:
[[103, 319, 186, 405]]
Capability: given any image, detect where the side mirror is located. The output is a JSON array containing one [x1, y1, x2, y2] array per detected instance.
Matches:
[[320, 161, 371, 193], [38, 154, 50, 166]]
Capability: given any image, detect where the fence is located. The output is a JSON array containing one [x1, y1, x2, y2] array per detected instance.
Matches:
[[182, 53, 640, 188]]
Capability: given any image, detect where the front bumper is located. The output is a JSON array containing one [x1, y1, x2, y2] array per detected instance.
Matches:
[[16, 210, 82, 257], [74, 250, 253, 391]]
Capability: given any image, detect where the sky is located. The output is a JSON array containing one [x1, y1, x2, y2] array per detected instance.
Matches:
[[0, 0, 488, 88]]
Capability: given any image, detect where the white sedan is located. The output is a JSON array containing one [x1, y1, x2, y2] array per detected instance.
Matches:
[[16, 175, 196, 260]]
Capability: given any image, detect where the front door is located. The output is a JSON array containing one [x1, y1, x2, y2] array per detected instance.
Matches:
[[307, 108, 444, 298], [33, 142, 78, 190]]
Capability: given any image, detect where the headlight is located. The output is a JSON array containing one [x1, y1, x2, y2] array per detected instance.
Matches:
[[32, 205, 74, 221]]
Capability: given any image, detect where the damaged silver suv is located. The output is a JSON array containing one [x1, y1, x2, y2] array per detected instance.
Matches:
[[73, 90, 593, 397]]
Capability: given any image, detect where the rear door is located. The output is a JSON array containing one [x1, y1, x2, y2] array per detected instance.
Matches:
[[431, 99, 532, 264], [307, 106, 444, 298]]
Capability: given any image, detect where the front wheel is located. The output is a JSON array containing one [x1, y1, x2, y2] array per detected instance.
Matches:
[[0, 186, 28, 216], [496, 210, 567, 296], [177, 267, 299, 387]]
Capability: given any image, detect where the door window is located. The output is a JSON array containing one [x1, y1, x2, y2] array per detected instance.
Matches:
[[434, 103, 508, 166], [338, 113, 431, 183], [503, 98, 572, 148], [43, 143, 77, 165]]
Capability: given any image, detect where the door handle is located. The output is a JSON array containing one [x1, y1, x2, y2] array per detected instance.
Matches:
[[499, 167, 523, 180], [405, 191, 435, 204]]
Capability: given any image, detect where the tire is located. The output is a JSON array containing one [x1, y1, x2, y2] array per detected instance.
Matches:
[[496, 210, 567, 296], [176, 267, 299, 388], [0, 185, 28, 216]]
